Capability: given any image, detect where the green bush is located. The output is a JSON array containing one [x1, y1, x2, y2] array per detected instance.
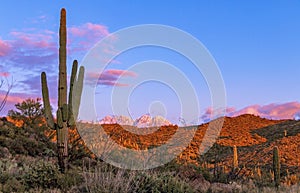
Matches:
[[7, 98, 45, 127], [1, 177, 26, 193], [21, 159, 82, 191], [0, 172, 10, 184], [23, 160, 60, 189], [0, 125, 15, 138], [81, 164, 195, 193], [57, 169, 83, 192], [132, 172, 194, 193]]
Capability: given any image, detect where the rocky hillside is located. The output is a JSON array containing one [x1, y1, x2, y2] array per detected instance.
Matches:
[[88, 114, 299, 175]]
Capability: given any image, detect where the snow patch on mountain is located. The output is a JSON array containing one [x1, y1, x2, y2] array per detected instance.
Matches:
[[134, 114, 172, 128], [99, 115, 134, 125], [99, 114, 172, 127]]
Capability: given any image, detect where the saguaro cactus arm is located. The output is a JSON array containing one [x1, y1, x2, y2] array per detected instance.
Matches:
[[41, 72, 55, 129], [72, 66, 85, 121], [68, 60, 78, 126], [57, 108, 63, 129]]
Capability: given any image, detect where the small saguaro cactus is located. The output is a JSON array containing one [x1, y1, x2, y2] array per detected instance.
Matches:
[[256, 166, 262, 179], [233, 145, 239, 171], [273, 146, 281, 188], [41, 8, 84, 172]]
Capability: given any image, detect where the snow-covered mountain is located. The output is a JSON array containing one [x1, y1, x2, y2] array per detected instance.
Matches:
[[99, 115, 117, 124], [115, 115, 134, 125], [133, 114, 172, 128], [99, 114, 172, 127], [133, 114, 152, 128], [99, 115, 134, 125]]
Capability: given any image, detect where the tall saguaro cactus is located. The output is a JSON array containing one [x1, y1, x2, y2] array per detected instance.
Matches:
[[41, 8, 84, 172], [273, 146, 280, 188]]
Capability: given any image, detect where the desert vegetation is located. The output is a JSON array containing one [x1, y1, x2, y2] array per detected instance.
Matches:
[[0, 8, 299, 193], [0, 98, 299, 192]]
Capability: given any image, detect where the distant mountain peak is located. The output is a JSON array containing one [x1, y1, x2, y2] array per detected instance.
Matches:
[[99, 115, 133, 125], [99, 114, 172, 127], [134, 114, 172, 128]]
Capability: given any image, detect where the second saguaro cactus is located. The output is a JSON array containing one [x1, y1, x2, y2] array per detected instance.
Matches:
[[41, 8, 84, 172], [233, 145, 238, 170]]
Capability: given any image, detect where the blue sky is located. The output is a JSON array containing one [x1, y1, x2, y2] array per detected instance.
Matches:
[[0, 1, 300, 124]]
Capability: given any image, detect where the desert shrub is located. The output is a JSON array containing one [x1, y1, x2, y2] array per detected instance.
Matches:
[[57, 169, 83, 192], [0, 99, 55, 158], [196, 166, 213, 182], [21, 159, 82, 191], [1, 132, 53, 157], [10, 137, 27, 155], [8, 98, 46, 127], [23, 160, 60, 189], [1, 177, 26, 193], [0, 125, 15, 138], [132, 172, 194, 193], [82, 163, 195, 193], [0, 172, 10, 184], [0, 159, 25, 193], [252, 168, 275, 188], [156, 159, 182, 172], [0, 136, 10, 148]]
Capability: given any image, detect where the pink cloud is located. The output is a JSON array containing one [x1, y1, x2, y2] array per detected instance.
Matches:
[[201, 107, 236, 122], [225, 107, 236, 114], [0, 22, 112, 76], [105, 69, 137, 77], [86, 69, 137, 87], [69, 22, 109, 38], [230, 102, 300, 120], [100, 81, 129, 87], [68, 22, 114, 54], [10, 31, 55, 49], [0, 30, 58, 72], [200, 102, 300, 121], [0, 90, 59, 116], [5, 94, 24, 104], [1, 22, 111, 68], [0, 92, 25, 114], [0, 39, 11, 56], [0, 72, 10, 77], [0, 21, 113, 104]]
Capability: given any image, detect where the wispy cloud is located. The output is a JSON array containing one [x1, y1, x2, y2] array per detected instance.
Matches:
[[2, 93, 24, 104], [104, 69, 137, 77], [0, 91, 36, 114], [0, 19, 113, 115], [68, 22, 110, 53], [0, 21, 111, 71], [69, 22, 109, 37], [0, 72, 10, 77], [10, 31, 55, 48], [86, 69, 137, 87], [0, 20, 111, 97], [200, 102, 300, 121], [200, 107, 236, 122], [230, 102, 300, 120], [0, 39, 11, 56], [0, 30, 57, 74]]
